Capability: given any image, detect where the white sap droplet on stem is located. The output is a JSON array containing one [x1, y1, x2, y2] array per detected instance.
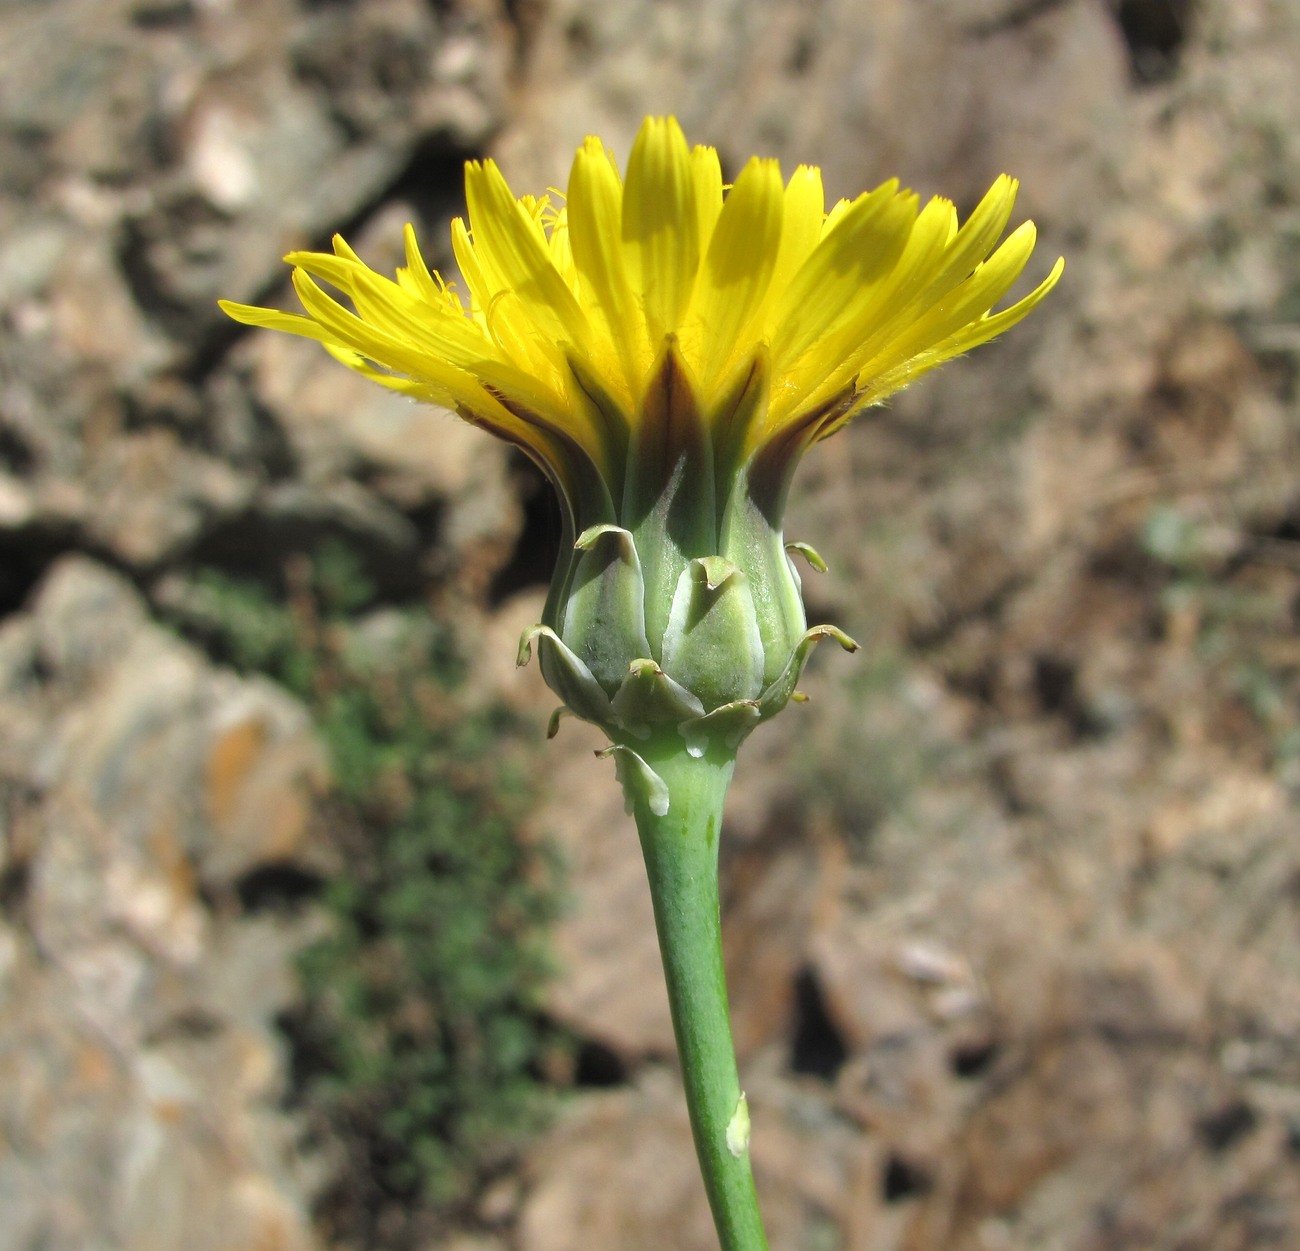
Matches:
[[725, 1092, 750, 1158]]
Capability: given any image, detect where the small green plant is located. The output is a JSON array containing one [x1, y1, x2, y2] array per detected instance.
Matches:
[[1141, 503, 1300, 766], [169, 543, 564, 1244]]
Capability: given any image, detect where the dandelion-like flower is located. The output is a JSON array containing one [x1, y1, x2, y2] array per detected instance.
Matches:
[[222, 116, 1060, 778], [223, 116, 1062, 1251]]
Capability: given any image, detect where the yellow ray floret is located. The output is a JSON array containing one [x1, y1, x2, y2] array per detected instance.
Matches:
[[220, 116, 1062, 475]]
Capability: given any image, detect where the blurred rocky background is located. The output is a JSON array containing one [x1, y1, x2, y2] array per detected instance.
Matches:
[[2, 0, 1298, 1249]]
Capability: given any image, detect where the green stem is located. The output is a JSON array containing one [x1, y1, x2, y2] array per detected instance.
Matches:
[[622, 735, 769, 1251]]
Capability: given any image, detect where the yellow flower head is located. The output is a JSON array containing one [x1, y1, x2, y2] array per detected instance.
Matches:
[[222, 116, 1059, 506], [221, 117, 1061, 756]]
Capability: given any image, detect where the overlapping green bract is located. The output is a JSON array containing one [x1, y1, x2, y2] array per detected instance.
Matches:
[[517, 345, 859, 769]]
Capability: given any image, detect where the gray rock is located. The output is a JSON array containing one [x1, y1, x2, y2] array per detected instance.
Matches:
[[0, 558, 327, 1251], [0, 0, 515, 584]]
